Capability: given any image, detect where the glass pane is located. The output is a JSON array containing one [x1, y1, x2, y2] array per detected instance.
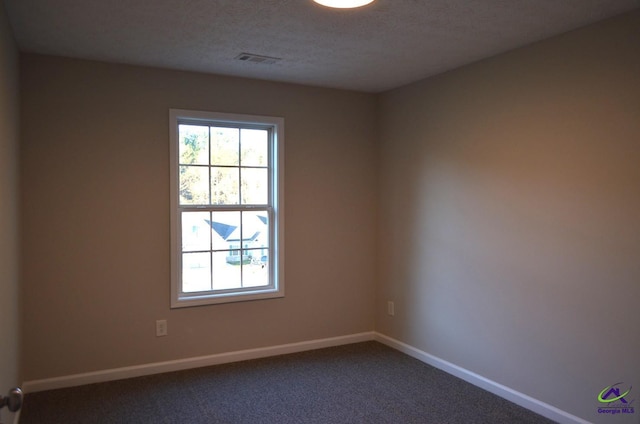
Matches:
[[181, 212, 211, 252], [211, 127, 239, 166], [242, 211, 269, 250], [180, 166, 209, 205], [182, 252, 211, 292], [211, 167, 239, 205], [210, 211, 241, 251], [179, 125, 209, 165], [212, 251, 242, 290], [243, 249, 269, 287], [241, 168, 268, 205], [241, 129, 268, 167]]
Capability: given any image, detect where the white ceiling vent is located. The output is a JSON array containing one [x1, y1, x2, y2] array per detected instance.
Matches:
[[235, 53, 281, 65]]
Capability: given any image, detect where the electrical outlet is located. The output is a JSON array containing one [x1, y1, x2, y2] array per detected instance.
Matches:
[[387, 301, 395, 316], [156, 319, 167, 337]]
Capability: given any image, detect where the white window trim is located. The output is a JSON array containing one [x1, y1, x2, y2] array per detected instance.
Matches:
[[169, 109, 284, 308]]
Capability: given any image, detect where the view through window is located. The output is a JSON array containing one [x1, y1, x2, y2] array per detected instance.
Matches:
[[170, 110, 284, 307]]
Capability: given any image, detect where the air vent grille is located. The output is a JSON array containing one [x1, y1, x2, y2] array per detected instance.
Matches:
[[235, 53, 281, 65]]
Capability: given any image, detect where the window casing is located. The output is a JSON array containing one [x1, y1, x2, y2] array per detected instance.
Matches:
[[170, 109, 284, 307]]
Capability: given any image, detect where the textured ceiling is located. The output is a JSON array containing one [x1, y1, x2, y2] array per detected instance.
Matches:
[[4, 0, 639, 92]]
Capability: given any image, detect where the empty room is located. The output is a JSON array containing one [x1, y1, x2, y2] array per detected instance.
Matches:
[[1, 0, 639, 423]]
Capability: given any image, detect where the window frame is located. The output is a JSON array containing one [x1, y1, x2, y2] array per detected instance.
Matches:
[[169, 109, 284, 308]]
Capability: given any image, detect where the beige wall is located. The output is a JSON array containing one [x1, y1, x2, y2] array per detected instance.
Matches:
[[20, 54, 377, 380], [0, 1, 20, 422], [376, 10, 640, 424]]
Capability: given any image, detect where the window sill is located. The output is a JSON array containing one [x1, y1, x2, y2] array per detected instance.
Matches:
[[171, 288, 284, 308]]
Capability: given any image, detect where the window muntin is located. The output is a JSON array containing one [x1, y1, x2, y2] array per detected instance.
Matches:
[[170, 110, 283, 307]]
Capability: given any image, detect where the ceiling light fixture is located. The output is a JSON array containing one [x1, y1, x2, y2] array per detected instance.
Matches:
[[313, 0, 375, 9]]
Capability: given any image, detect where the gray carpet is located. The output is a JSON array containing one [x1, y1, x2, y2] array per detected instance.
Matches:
[[20, 342, 556, 423]]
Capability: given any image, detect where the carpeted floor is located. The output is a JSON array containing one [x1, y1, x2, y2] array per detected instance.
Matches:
[[20, 342, 556, 423]]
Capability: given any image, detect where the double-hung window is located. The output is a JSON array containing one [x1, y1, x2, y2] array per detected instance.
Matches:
[[170, 110, 284, 307]]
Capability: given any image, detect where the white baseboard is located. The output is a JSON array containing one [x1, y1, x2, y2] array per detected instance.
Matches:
[[20, 330, 590, 424], [22, 332, 375, 393], [374, 332, 590, 424]]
